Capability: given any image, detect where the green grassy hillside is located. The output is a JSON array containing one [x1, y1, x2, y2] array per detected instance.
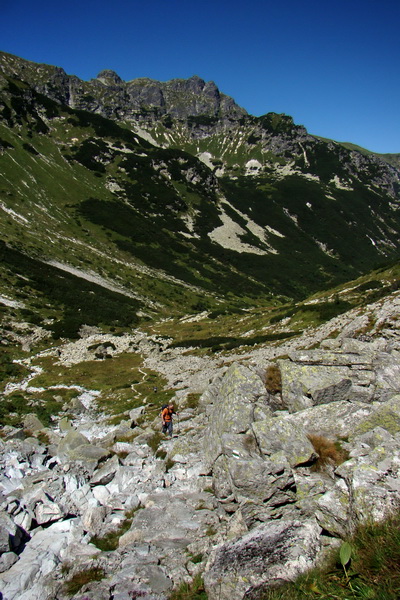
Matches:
[[1, 56, 400, 340]]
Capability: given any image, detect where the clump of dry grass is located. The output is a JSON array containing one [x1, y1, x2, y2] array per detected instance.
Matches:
[[307, 434, 349, 472], [265, 364, 282, 394]]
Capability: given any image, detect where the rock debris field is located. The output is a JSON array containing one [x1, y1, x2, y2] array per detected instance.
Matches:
[[1, 293, 400, 599]]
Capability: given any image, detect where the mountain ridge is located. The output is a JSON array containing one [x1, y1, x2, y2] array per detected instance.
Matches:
[[1, 51, 400, 339]]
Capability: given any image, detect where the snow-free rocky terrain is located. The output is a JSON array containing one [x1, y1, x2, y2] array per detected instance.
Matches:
[[1, 291, 400, 600]]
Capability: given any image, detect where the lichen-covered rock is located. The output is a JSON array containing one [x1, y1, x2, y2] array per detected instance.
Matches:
[[57, 429, 109, 463], [278, 359, 353, 412], [227, 453, 295, 508], [351, 394, 400, 437], [204, 519, 322, 600], [57, 430, 90, 455], [203, 364, 265, 467], [252, 417, 316, 466], [316, 430, 400, 536], [289, 400, 373, 438]]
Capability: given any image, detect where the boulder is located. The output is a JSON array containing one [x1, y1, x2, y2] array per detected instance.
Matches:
[[289, 400, 372, 439], [278, 359, 353, 412], [204, 519, 321, 600], [0, 512, 20, 554], [252, 417, 316, 466], [227, 453, 294, 506], [69, 397, 87, 413], [57, 429, 109, 463], [58, 417, 73, 432], [129, 406, 146, 424], [57, 430, 90, 456], [316, 430, 400, 537], [66, 444, 110, 462], [0, 551, 18, 573], [35, 500, 63, 525], [0, 519, 75, 600], [203, 364, 266, 467], [23, 414, 45, 432], [90, 454, 120, 486], [351, 394, 400, 438], [81, 505, 108, 535]]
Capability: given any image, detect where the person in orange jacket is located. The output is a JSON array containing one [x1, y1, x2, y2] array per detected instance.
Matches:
[[161, 403, 176, 438]]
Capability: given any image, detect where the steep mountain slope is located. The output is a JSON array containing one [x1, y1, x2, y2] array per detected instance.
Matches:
[[1, 51, 400, 341]]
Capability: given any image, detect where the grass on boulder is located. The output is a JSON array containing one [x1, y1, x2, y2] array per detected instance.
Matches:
[[265, 364, 282, 394], [307, 434, 350, 472], [63, 566, 105, 596], [169, 574, 207, 600]]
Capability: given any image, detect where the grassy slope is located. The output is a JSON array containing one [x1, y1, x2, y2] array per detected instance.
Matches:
[[2, 72, 400, 341]]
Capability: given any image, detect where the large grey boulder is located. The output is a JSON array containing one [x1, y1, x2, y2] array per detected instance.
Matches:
[[90, 454, 120, 486], [351, 394, 400, 438], [226, 454, 295, 509], [252, 417, 316, 466], [202, 364, 266, 468], [316, 428, 400, 537], [278, 359, 353, 412], [57, 430, 109, 463], [0, 519, 76, 600], [204, 519, 321, 600], [57, 429, 90, 455], [289, 400, 373, 439]]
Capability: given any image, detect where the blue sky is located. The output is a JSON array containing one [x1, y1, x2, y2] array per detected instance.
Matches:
[[1, 0, 399, 153]]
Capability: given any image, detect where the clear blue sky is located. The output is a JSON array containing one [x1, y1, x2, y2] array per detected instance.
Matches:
[[2, 0, 399, 153]]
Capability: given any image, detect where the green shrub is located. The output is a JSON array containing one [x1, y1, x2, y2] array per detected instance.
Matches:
[[165, 458, 175, 472], [90, 507, 141, 551], [185, 393, 201, 409], [148, 431, 164, 453], [169, 574, 207, 600]]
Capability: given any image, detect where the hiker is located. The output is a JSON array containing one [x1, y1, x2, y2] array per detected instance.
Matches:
[[161, 403, 176, 438]]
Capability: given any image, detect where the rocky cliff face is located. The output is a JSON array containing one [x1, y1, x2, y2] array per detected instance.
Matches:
[[1, 291, 400, 599], [0, 52, 246, 123]]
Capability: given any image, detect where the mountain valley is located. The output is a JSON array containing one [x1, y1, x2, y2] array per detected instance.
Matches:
[[1, 51, 400, 600]]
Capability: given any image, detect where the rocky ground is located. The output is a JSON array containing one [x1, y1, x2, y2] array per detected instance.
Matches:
[[1, 292, 400, 599]]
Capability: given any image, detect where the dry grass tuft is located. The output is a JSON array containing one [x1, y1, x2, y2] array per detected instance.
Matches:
[[265, 364, 282, 394], [307, 434, 349, 471]]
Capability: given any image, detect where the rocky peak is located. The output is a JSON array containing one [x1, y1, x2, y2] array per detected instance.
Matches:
[[95, 69, 123, 85], [169, 74, 206, 93]]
